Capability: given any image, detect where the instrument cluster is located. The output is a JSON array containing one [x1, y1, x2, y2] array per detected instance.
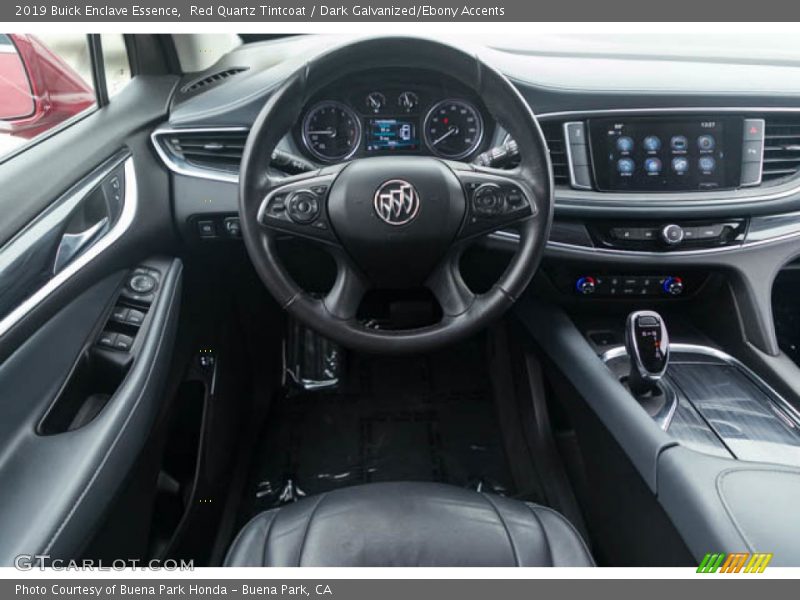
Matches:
[[297, 77, 489, 163]]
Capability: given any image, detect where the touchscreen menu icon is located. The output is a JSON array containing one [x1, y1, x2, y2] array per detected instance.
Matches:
[[697, 134, 716, 151], [644, 157, 662, 174], [617, 157, 635, 175], [698, 155, 716, 173], [643, 136, 661, 152], [616, 136, 634, 153], [671, 135, 688, 151], [671, 157, 689, 174]]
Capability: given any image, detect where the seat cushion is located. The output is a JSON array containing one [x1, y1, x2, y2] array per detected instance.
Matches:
[[225, 482, 593, 567]]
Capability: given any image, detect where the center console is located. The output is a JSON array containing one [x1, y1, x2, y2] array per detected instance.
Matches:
[[600, 312, 800, 468]]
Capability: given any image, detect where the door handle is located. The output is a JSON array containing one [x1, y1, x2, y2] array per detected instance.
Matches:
[[53, 217, 109, 275]]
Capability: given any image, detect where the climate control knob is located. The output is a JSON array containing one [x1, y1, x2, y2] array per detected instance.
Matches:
[[576, 276, 597, 295], [663, 276, 684, 296], [661, 224, 685, 245]]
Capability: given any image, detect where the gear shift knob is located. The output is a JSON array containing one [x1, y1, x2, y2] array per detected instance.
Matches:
[[625, 310, 670, 395]]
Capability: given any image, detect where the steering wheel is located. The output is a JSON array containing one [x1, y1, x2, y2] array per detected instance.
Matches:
[[239, 37, 553, 354]]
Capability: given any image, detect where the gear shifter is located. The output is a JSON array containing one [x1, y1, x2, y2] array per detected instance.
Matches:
[[625, 310, 670, 396]]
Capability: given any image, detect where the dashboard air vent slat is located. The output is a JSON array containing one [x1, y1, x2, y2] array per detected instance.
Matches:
[[181, 67, 249, 94], [538, 121, 570, 186], [165, 131, 249, 173], [762, 119, 800, 183]]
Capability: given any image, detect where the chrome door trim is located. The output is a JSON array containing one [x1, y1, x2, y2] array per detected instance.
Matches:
[[0, 156, 137, 339]]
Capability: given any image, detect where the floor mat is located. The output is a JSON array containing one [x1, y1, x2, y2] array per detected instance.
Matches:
[[238, 338, 516, 522]]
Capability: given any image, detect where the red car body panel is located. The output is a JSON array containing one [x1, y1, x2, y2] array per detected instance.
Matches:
[[0, 34, 95, 139]]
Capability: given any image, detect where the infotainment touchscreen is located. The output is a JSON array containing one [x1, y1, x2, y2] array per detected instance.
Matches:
[[588, 117, 743, 192], [365, 118, 419, 152]]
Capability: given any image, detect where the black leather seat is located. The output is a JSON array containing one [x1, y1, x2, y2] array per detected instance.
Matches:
[[225, 482, 594, 567]]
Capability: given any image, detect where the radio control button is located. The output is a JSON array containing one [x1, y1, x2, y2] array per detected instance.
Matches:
[[695, 224, 725, 240], [570, 143, 589, 166], [742, 140, 763, 163], [741, 161, 762, 186], [661, 224, 685, 245], [565, 122, 587, 145], [572, 165, 592, 189]]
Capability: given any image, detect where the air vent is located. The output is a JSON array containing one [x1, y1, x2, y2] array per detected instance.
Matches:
[[539, 120, 570, 186], [762, 118, 800, 183], [181, 67, 249, 94], [163, 130, 248, 173]]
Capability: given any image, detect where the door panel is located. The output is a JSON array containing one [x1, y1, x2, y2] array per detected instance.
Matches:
[[0, 258, 182, 562], [0, 39, 183, 564]]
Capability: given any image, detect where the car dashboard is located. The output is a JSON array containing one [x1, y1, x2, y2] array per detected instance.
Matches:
[[151, 35, 800, 361]]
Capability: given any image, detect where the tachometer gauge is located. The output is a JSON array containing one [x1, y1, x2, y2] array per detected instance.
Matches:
[[423, 99, 484, 160], [302, 101, 361, 162]]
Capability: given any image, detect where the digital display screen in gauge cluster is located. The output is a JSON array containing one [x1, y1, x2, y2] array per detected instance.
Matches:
[[365, 118, 420, 152], [589, 117, 743, 192]]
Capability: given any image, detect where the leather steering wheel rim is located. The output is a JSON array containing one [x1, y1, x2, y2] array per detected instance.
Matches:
[[239, 37, 553, 354]]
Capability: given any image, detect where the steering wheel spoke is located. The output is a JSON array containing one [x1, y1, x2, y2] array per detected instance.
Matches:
[[257, 168, 344, 246], [323, 248, 370, 320], [451, 165, 538, 240], [425, 246, 476, 317]]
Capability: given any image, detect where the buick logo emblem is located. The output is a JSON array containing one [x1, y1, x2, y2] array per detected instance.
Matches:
[[373, 179, 420, 226]]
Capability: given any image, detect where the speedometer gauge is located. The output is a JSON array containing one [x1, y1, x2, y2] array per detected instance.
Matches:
[[423, 99, 484, 160], [301, 101, 361, 162]]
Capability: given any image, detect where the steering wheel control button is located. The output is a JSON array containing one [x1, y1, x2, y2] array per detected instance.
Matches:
[[472, 184, 504, 216], [661, 224, 685, 245], [287, 191, 320, 224], [506, 188, 525, 207]]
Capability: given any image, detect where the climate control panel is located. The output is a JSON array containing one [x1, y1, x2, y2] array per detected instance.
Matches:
[[574, 274, 687, 297]]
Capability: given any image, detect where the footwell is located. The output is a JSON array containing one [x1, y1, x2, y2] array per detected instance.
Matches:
[[238, 337, 515, 522]]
